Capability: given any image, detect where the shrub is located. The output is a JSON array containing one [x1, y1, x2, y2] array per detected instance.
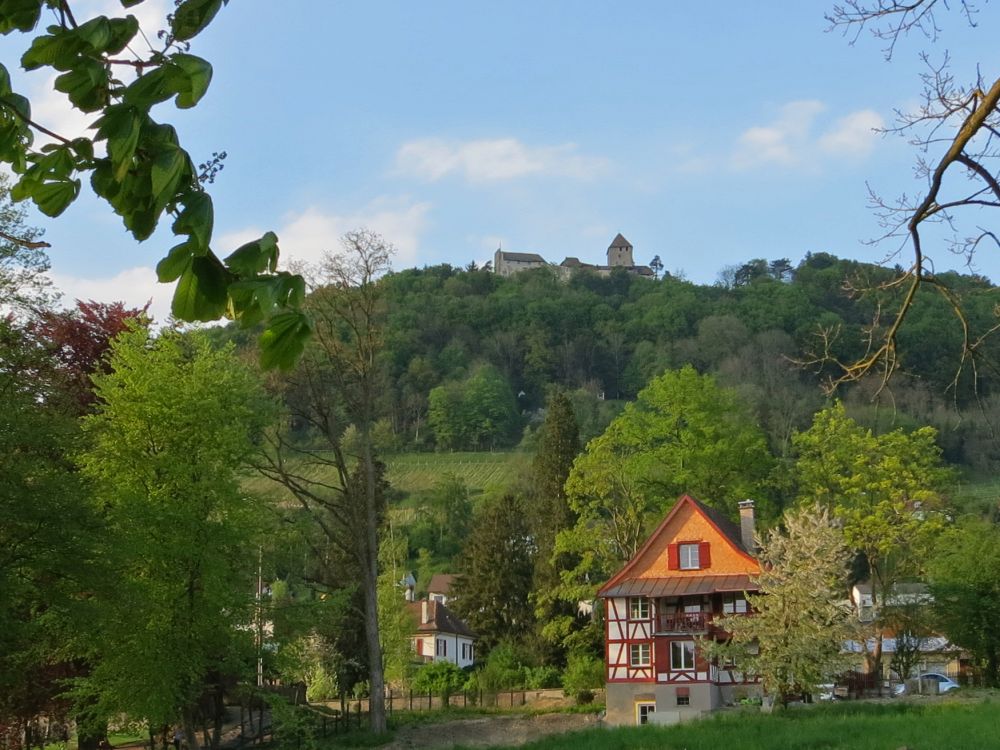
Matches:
[[524, 665, 562, 689], [562, 653, 603, 701], [411, 661, 466, 700]]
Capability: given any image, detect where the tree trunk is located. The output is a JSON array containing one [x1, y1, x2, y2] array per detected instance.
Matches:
[[361, 423, 387, 733]]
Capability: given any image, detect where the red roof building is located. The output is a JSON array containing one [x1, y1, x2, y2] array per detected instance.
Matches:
[[598, 494, 762, 725]]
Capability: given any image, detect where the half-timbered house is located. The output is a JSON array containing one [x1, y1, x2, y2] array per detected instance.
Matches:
[[598, 494, 762, 725]]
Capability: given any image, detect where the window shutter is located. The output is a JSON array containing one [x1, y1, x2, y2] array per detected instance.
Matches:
[[667, 543, 679, 570], [699, 541, 711, 569]]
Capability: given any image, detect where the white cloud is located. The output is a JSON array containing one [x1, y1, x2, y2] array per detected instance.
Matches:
[[731, 101, 885, 170], [216, 196, 432, 270], [49, 265, 170, 323], [395, 137, 609, 183], [733, 100, 826, 169], [818, 110, 885, 158]]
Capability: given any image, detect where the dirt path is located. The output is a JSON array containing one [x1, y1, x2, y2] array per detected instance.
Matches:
[[384, 712, 603, 750]]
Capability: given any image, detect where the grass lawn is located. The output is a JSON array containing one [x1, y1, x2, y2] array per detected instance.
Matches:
[[469, 699, 1000, 750]]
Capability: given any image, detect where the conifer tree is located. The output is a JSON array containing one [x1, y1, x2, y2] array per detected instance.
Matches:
[[529, 390, 581, 660], [452, 494, 535, 653]]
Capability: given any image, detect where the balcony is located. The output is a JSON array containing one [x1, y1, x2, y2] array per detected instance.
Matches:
[[656, 612, 711, 634]]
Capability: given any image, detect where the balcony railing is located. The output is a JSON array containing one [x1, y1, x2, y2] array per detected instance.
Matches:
[[656, 612, 710, 633]]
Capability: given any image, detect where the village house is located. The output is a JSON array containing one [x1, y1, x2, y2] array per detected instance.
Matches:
[[427, 573, 456, 606], [493, 233, 654, 279], [598, 495, 762, 726], [407, 599, 477, 669]]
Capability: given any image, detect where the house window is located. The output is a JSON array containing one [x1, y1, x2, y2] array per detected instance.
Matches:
[[679, 543, 700, 570], [676, 687, 690, 706], [670, 641, 695, 670], [629, 597, 650, 620], [435, 638, 447, 657], [723, 593, 748, 614], [636, 702, 656, 725], [630, 643, 651, 667]]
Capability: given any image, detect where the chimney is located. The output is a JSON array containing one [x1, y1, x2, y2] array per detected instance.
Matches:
[[738, 500, 756, 552], [421, 600, 429, 624]]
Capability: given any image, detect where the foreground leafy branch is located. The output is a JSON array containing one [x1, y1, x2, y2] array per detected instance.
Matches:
[[0, 0, 311, 368]]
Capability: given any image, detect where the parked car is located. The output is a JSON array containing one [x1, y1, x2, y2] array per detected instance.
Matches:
[[893, 672, 960, 695]]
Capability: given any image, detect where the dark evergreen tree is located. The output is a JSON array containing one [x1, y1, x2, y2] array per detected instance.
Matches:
[[529, 390, 583, 663], [452, 494, 535, 653]]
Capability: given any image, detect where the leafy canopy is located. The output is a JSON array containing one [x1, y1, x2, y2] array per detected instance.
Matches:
[[0, 1, 310, 368]]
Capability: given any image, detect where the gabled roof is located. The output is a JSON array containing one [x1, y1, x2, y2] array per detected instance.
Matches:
[[427, 573, 455, 595], [597, 494, 759, 598], [499, 251, 546, 263], [407, 600, 476, 638], [608, 233, 632, 249]]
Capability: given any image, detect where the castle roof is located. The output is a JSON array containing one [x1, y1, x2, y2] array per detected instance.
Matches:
[[608, 233, 632, 250], [498, 251, 546, 263]]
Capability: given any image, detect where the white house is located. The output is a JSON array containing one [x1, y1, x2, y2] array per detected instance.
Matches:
[[407, 599, 476, 669]]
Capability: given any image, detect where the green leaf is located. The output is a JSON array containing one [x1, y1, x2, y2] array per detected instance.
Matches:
[[123, 67, 172, 109], [156, 241, 194, 282], [150, 144, 186, 206], [120, 0, 145, 7], [171, 255, 229, 321], [69, 137, 94, 161], [32, 178, 80, 217], [224, 231, 279, 276], [171, 191, 213, 252], [0, 63, 11, 96], [171, 0, 224, 42], [1, 92, 31, 123], [169, 53, 212, 108], [105, 15, 139, 54], [0, 0, 44, 34], [54, 58, 108, 112], [259, 311, 312, 371], [95, 105, 142, 181], [73, 15, 113, 53]]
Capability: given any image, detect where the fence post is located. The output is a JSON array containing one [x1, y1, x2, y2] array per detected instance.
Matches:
[[428, 690, 432, 710], [409, 689, 413, 711]]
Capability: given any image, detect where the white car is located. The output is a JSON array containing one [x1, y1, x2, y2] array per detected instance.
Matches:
[[894, 672, 960, 695]]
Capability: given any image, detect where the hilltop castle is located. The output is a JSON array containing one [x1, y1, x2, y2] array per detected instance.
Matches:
[[493, 233, 654, 279]]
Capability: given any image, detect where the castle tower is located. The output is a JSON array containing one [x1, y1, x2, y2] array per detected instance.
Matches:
[[607, 233, 634, 267]]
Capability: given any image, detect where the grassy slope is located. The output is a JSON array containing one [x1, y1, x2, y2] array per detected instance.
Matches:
[[471, 699, 1000, 750], [386, 452, 527, 497]]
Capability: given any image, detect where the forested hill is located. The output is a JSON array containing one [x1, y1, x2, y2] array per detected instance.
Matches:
[[220, 251, 1000, 470]]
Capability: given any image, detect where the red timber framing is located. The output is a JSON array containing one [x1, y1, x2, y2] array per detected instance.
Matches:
[[604, 597, 654, 682], [599, 494, 764, 690]]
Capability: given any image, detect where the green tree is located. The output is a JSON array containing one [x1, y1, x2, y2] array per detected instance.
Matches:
[[378, 527, 417, 688], [563, 365, 773, 569], [0, 317, 94, 737], [428, 365, 519, 451], [452, 494, 535, 652], [793, 402, 951, 675], [0, 2, 310, 366], [256, 230, 394, 732], [927, 518, 1000, 686], [529, 390, 581, 659], [76, 327, 270, 748], [704, 504, 858, 706]]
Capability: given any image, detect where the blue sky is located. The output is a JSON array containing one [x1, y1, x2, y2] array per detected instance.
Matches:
[[3, 1, 998, 320]]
